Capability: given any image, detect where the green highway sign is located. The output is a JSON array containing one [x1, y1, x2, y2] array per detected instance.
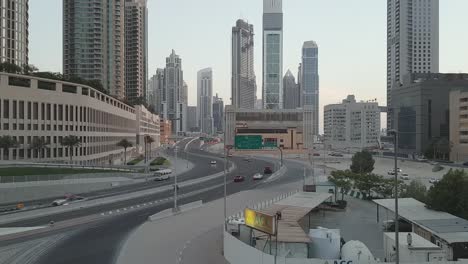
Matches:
[[235, 135, 263, 149]]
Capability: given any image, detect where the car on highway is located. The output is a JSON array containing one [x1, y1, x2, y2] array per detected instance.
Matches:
[[52, 194, 85, 206], [429, 178, 440, 184], [313, 153, 320, 157], [210, 160, 217, 165], [253, 173, 264, 180], [154, 175, 170, 181], [233, 176, 245, 182], [243, 157, 251, 162], [228, 153, 233, 157], [400, 175, 410, 180], [264, 167, 273, 174], [329, 152, 344, 157], [463, 161, 468, 166], [154, 169, 172, 175]]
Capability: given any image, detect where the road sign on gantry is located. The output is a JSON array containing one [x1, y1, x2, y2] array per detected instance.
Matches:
[[235, 135, 263, 149]]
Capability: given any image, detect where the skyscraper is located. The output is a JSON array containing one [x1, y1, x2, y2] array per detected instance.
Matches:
[[148, 69, 164, 114], [387, 0, 439, 128], [263, 0, 283, 109], [162, 50, 186, 134], [283, 70, 300, 109], [301, 41, 319, 135], [0, 0, 28, 66], [197, 68, 214, 135], [187, 106, 198, 132], [63, 0, 125, 98], [125, 0, 148, 103], [231, 19, 256, 109], [213, 94, 224, 133]]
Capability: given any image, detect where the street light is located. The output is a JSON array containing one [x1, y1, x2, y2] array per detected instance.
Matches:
[[168, 118, 181, 213], [388, 129, 399, 264]]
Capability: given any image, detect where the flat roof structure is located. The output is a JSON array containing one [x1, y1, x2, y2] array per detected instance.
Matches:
[[255, 192, 332, 243], [384, 232, 441, 249], [374, 198, 468, 244]]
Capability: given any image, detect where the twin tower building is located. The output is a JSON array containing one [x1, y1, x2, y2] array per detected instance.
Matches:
[[232, 0, 319, 135]]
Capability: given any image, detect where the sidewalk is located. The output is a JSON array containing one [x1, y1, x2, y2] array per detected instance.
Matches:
[[116, 179, 302, 264]]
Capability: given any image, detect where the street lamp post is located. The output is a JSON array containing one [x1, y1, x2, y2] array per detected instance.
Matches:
[[276, 146, 283, 167], [388, 129, 399, 264], [224, 144, 232, 230], [173, 145, 179, 212]]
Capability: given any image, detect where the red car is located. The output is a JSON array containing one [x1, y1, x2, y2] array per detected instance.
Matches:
[[264, 167, 273, 174], [234, 176, 245, 182]]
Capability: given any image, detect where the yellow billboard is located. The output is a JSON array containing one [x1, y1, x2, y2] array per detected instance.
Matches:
[[244, 208, 276, 235]]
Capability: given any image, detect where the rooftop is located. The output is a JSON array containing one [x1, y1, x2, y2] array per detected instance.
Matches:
[[374, 198, 468, 243], [257, 192, 332, 243], [384, 232, 441, 249]]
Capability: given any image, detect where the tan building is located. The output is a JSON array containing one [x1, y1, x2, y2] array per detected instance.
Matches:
[[136, 105, 160, 152], [0, 73, 160, 165], [450, 90, 468, 162], [160, 119, 172, 145], [225, 106, 315, 152]]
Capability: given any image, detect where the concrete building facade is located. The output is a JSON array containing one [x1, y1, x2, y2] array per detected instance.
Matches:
[[148, 68, 164, 114], [160, 119, 171, 145], [450, 90, 468, 162], [0, 73, 161, 165], [161, 50, 187, 135], [63, 0, 125, 98], [301, 41, 319, 135], [187, 106, 197, 132], [232, 19, 256, 109], [324, 95, 380, 151], [125, 0, 148, 103], [213, 94, 224, 134], [283, 70, 300, 109], [225, 106, 314, 150], [387, 0, 439, 128], [392, 73, 468, 155], [0, 0, 28, 66], [262, 0, 283, 110], [197, 68, 213, 135]]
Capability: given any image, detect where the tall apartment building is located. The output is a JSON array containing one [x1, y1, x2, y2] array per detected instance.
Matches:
[[148, 69, 164, 114], [187, 106, 197, 132], [63, 0, 125, 98], [161, 50, 186, 134], [0, 0, 28, 66], [262, 0, 283, 109], [301, 41, 319, 135], [283, 70, 300, 109], [324, 95, 380, 150], [231, 19, 256, 109], [125, 0, 148, 103], [197, 68, 213, 135], [387, 0, 439, 128], [213, 94, 224, 133]]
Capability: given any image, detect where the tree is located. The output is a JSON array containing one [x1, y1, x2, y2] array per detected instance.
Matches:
[[31, 137, 49, 159], [0, 62, 22, 74], [401, 180, 427, 203], [33, 71, 64, 81], [328, 170, 354, 201], [353, 173, 382, 199], [61, 135, 81, 163], [350, 150, 375, 174], [426, 169, 468, 219], [145, 136, 155, 160], [0, 136, 18, 160], [117, 139, 133, 164], [22, 64, 38, 75]]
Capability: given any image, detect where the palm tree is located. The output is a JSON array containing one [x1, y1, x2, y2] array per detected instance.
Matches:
[[61, 135, 81, 163], [0, 136, 18, 160], [116, 139, 133, 165], [31, 137, 49, 159], [145, 136, 155, 160]]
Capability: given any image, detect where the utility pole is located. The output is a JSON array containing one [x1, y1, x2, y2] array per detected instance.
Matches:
[[173, 145, 179, 212]]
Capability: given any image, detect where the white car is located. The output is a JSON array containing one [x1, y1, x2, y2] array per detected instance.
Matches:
[[154, 169, 172, 175], [400, 175, 410, 180], [51, 199, 68, 206], [210, 160, 217, 165], [154, 175, 170, 181], [253, 173, 264, 180], [429, 178, 440, 184]]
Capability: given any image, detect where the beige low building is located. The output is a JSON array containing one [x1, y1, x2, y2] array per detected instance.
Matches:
[[450, 90, 468, 162], [0, 73, 159, 165]]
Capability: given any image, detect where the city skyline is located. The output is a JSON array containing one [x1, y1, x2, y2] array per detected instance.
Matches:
[[29, 0, 468, 130]]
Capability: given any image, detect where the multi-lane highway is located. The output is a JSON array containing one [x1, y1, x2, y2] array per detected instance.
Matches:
[[0, 139, 291, 264]]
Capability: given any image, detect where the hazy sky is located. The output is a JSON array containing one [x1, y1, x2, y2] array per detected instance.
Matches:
[[29, 0, 468, 129]]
